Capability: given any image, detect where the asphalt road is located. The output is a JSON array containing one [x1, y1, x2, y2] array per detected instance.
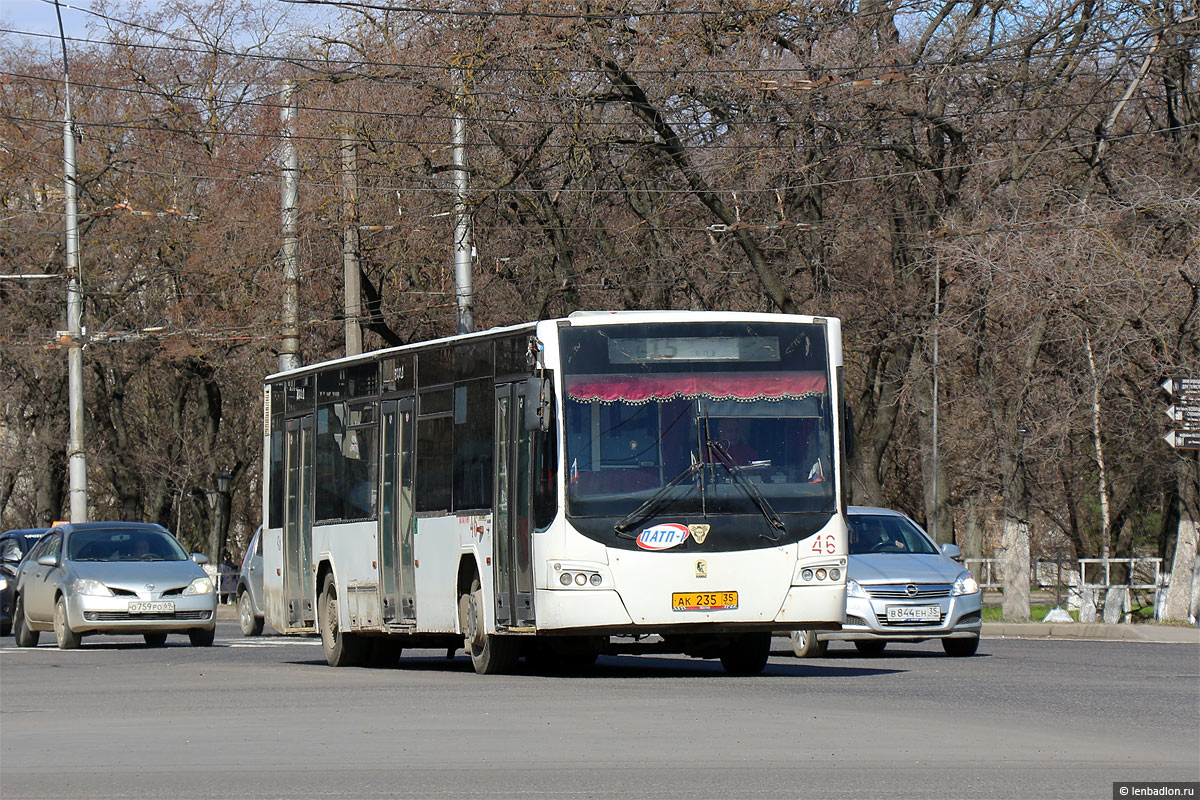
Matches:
[[1, 619, 1197, 800]]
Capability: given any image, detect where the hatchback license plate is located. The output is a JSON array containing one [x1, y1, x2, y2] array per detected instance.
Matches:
[[128, 601, 174, 614], [887, 604, 940, 622], [672, 591, 738, 611]]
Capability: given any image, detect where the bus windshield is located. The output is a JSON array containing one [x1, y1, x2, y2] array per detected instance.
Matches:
[[561, 321, 836, 521]]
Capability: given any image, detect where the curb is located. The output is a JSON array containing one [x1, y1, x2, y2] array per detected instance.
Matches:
[[982, 622, 1200, 644]]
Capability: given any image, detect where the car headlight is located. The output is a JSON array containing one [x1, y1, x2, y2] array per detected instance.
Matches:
[[951, 571, 980, 596], [183, 577, 215, 596], [72, 578, 113, 596], [846, 579, 868, 598]]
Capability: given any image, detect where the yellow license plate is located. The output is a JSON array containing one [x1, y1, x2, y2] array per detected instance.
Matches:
[[672, 591, 738, 611]]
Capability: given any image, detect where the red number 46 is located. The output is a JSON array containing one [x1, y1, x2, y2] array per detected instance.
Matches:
[[810, 534, 836, 554]]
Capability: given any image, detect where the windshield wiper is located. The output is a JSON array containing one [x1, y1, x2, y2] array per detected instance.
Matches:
[[613, 461, 703, 538], [706, 440, 787, 542]]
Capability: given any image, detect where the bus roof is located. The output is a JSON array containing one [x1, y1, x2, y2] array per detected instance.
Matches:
[[265, 310, 839, 382]]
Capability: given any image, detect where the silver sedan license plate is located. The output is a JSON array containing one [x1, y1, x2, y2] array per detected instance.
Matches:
[[128, 600, 174, 614], [887, 604, 940, 622]]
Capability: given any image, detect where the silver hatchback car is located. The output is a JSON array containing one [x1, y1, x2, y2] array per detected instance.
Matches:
[[236, 526, 265, 636], [12, 522, 217, 649], [791, 507, 982, 657]]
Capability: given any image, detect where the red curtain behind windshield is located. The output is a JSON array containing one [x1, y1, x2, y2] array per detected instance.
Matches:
[[566, 373, 827, 404]]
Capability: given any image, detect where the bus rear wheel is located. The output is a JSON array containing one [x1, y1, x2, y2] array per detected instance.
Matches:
[[459, 577, 518, 675], [320, 575, 367, 667], [718, 632, 771, 675]]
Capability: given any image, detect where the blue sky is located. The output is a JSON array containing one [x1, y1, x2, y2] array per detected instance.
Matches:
[[1, 0, 95, 36]]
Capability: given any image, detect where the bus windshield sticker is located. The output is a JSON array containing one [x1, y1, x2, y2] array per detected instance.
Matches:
[[636, 524, 691, 551]]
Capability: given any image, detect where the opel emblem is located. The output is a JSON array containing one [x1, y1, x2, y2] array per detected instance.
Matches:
[[905, 584, 918, 597], [145, 583, 155, 591]]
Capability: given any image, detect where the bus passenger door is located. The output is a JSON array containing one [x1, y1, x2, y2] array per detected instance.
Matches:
[[283, 414, 315, 630], [379, 399, 416, 624], [494, 385, 535, 629]]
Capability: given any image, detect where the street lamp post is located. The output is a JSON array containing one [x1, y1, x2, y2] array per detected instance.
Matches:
[[207, 469, 233, 563], [216, 468, 232, 557]]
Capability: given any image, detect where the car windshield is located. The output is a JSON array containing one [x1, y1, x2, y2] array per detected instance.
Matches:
[[68, 530, 189, 562], [848, 514, 939, 555]]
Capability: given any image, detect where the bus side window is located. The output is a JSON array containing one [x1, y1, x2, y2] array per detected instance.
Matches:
[[532, 425, 558, 529]]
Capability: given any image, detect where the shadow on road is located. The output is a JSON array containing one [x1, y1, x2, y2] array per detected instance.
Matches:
[[281, 652, 907, 678]]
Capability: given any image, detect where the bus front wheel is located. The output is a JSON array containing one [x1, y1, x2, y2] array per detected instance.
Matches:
[[320, 575, 367, 667], [718, 632, 771, 675], [459, 577, 518, 675]]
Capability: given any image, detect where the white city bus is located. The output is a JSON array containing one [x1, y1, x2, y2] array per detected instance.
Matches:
[[261, 311, 850, 674]]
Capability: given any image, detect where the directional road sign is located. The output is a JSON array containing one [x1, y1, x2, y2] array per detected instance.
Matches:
[[1163, 377, 1200, 448], [1166, 404, 1200, 428], [1162, 377, 1200, 397], [1163, 430, 1200, 449]]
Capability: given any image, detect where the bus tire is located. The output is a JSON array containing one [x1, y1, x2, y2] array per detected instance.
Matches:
[[790, 629, 828, 658], [460, 577, 518, 675], [719, 632, 771, 675], [238, 590, 263, 636], [320, 575, 367, 667], [14, 595, 39, 647]]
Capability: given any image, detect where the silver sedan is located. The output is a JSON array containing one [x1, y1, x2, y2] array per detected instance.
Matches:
[[792, 506, 982, 657], [12, 522, 217, 649]]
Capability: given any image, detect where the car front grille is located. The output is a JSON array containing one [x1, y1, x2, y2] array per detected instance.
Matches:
[[957, 611, 981, 625], [83, 610, 213, 622], [875, 613, 944, 627], [866, 584, 952, 599], [845, 614, 869, 627]]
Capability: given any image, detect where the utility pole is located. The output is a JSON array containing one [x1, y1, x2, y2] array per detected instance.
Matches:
[[279, 82, 301, 373], [341, 129, 362, 356], [56, 0, 87, 522], [451, 70, 474, 334], [930, 259, 939, 542]]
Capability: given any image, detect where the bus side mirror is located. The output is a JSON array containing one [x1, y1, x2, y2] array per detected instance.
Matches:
[[524, 376, 552, 433], [842, 402, 855, 460]]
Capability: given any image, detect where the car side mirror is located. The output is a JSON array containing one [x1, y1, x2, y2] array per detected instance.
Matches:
[[940, 543, 962, 561], [191, 553, 209, 565], [37, 554, 58, 567]]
